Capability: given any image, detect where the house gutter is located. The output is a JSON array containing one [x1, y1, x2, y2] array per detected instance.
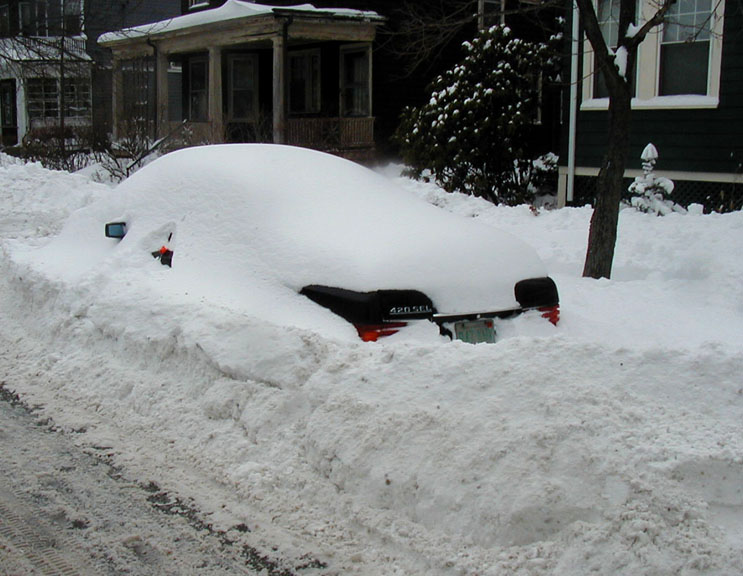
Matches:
[[146, 36, 160, 134], [566, 0, 580, 205]]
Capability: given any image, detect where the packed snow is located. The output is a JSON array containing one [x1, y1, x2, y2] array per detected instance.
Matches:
[[1, 150, 742, 575]]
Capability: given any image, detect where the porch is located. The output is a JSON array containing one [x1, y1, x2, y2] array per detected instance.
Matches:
[[180, 116, 374, 149], [99, 1, 383, 157]]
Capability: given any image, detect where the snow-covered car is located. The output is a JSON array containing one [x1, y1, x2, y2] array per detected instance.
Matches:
[[48, 144, 559, 343]]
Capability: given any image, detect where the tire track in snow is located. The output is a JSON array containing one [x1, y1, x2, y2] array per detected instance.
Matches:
[[0, 490, 94, 576], [0, 385, 264, 576]]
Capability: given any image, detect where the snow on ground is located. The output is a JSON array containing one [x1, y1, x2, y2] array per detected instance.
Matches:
[[1, 152, 742, 575]]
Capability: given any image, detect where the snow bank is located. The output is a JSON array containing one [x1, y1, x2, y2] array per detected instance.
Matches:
[[1, 155, 742, 575]]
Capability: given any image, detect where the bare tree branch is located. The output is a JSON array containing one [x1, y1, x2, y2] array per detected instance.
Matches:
[[385, 0, 564, 78]]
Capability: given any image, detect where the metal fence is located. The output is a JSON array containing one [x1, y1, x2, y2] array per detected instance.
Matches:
[[571, 176, 743, 213]]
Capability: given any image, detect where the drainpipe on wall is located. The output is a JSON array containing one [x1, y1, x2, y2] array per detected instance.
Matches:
[[147, 37, 159, 138], [272, 16, 291, 144], [566, 0, 580, 206]]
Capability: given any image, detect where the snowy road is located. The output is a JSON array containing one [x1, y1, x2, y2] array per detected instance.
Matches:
[[0, 381, 265, 575]]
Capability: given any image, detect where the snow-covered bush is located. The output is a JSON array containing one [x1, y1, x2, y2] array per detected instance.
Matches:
[[628, 143, 684, 216], [396, 25, 558, 205], [526, 151, 559, 198]]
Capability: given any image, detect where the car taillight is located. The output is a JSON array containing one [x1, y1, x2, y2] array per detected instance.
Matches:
[[539, 305, 560, 326], [355, 322, 407, 342]]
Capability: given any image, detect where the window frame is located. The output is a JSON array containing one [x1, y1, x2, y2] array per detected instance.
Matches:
[[26, 75, 91, 122], [339, 44, 371, 118], [657, 0, 713, 97], [187, 57, 208, 122], [63, 0, 82, 35], [227, 53, 259, 122], [288, 48, 321, 115], [591, 0, 638, 99], [0, 80, 17, 130], [26, 77, 59, 120], [580, 0, 725, 110], [62, 76, 91, 119], [35, 0, 47, 36], [0, 4, 10, 37], [19, 1, 32, 35]]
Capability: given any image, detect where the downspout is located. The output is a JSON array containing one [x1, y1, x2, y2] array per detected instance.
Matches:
[[566, 0, 580, 205], [146, 36, 158, 138]]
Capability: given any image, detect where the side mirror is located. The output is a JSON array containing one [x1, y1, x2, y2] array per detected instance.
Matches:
[[105, 222, 127, 239]]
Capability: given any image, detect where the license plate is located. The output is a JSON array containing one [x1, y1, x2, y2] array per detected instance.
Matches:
[[454, 319, 496, 344]]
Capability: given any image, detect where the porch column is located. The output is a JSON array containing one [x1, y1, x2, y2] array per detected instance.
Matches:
[[155, 49, 169, 138], [112, 56, 124, 141], [208, 46, 223, 142], [367, 42, 373, 117], [272, 24, 288, 144]]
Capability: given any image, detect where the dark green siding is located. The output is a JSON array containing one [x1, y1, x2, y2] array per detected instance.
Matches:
[[569, 0, 742, 175]]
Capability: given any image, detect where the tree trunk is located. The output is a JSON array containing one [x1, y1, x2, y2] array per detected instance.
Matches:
[[59, 35, 66, 160], [582, 88, 631, 279], [574, 0, 674, 279]]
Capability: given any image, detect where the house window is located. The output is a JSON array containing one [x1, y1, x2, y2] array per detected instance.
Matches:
[[188, 57, 208, 121], [289, 50, 320, 115], [593, 0, 637, 98], [63, 76, 91, 118], [581, 0, 724, 109], [121, 58, 155, 127], [63, 0, 81, 35], [35, 0, 47, 36], [19, 1, 33, 35], [23, 0, 49, 36], [229, 54, 258, 121], [659, 0, 712, 96], [593, 0, 618, 98], [27, 78, 59, 119], [1, 80, 17, 130], [26, 76, 90, 121], [0, 4, 10, 37], [340, 46, 370, 117]]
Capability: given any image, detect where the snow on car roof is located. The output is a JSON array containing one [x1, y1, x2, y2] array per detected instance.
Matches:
[[22, 144, 547, 337]]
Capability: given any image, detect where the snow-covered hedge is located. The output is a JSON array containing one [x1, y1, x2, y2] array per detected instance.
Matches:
[[396, 25, 559, 205]]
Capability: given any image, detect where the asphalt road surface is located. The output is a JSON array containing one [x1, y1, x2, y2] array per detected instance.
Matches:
[[0, 385, 261, 576]]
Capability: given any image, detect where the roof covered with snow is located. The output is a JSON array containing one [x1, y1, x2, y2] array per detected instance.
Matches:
[[98, 0, 383, 45]]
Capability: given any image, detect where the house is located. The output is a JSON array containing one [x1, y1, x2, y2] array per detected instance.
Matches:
[[0, 0, 180, 147], [99, 0, 384, 159], [559, 0, 743, 212], [171, 0, 405, 157]]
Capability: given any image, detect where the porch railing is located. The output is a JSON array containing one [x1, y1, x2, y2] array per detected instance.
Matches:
[[287, 117, 374, 150], [162, 116, 375, 157]]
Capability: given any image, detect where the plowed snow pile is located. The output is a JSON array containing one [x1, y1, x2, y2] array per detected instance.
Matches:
[[1, 152, 741, 575]]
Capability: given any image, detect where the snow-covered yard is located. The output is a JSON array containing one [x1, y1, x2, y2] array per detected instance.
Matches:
[[1, 152, 741, 575]]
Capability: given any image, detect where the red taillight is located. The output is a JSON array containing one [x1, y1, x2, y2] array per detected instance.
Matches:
[[539, 305, 560, 326], [355, 322, 407, 342]]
